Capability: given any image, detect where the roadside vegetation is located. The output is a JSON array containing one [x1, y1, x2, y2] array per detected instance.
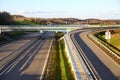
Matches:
[[0, 37, 7, 42], [93, 29, 120, 65], [4, 31, 25, 38], [0, 12, 13, 25], [45, 32, 74, 80], [13, 20, 36, 25], [1, 11, 120, 25], [0, 31, 26, 43]]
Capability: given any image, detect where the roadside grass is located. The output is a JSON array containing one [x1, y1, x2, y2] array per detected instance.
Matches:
[[59, 40, 74, 80], [4, 31, 25, 38], [59, 40, 67, 80], [102, 33, 120, 50], [0, 37, 7, 42], [45, 40, 61, 80], [94, 30, 120, 55], [45, 32, 74, 80], [93, 29, 120, 65], [0, 31, 26, 43], [13, 20, 36, 25]]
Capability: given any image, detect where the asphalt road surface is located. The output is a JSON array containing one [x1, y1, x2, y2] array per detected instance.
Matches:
[[0, 32, 42, 71], [0, 32, 54, 80], [0, 32, 41, 60], [74, 30, 120, 80]]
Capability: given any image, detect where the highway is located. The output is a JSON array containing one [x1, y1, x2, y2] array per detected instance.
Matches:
[[0, 32, 42, 71], [0, 32, 54, 80], [71, 30, 120, 80]]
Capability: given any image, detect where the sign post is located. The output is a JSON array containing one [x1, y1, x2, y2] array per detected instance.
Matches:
[[105, 29, 111, 46], [105, 29, 111, 40]]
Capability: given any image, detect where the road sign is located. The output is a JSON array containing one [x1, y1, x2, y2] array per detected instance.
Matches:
[[105, 29, 111, 40]]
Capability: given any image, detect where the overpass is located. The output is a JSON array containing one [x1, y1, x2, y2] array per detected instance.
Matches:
[[0, 25, 120, 34], [0, 25, 83, 34]]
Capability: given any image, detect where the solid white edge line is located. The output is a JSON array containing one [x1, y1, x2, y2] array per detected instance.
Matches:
[[0, 33, 47, 76], [40, 35, 53, 80]]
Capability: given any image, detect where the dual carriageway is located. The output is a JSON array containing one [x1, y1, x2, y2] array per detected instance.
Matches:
[[0, 25, 120, 80], [0, 31, 54, 80]]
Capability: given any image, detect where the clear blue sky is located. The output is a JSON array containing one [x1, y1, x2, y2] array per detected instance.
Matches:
[[0, 0, 120, 19]]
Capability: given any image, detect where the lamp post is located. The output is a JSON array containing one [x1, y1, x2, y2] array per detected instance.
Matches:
[[46, 69, 49, 80]]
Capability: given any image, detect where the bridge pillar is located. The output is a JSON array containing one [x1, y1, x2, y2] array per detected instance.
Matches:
[[55, 31, 58, 33], [66, 29, 70, 33], [40, 30, 43, 33]]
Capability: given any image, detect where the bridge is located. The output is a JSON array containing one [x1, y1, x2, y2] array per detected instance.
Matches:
[[0, 25, 83, 34], [0, 25, 120, 34]]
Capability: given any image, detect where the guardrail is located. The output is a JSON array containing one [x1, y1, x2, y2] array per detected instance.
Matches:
[[64, 30, 103, 80], [69, 34, 91, 80], [70, 32, 101, 80], [64, 35, 82, 80]]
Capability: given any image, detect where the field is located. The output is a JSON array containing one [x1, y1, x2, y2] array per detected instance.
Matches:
[[93, 29, 120, 65], [94, 29, 120, 54], [13, 20, 36, 25], [102, 30, 120, 50]]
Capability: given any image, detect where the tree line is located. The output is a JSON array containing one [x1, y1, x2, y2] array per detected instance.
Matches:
[[0, 11, 120, 25]]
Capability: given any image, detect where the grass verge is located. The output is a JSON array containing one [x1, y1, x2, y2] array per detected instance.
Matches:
[[94, 30, 120, 56], [45, 32, 74, 80], [0, 37, 7, 42], [4, 31, 25, 38], [90, 30, 120, 65], [0, 31, 26, 43]]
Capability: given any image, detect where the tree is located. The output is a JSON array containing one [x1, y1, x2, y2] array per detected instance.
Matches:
[[0, 11, 13, 25]]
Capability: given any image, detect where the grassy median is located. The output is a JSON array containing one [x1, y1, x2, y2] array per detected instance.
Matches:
[[45, 32, 74, 80]]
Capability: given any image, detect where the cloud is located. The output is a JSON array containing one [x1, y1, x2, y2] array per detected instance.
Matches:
[[15, 10, 64, 15], [16, 10, 26, 14], [12, 10, 67, 18], [97, 11, 120, 19]]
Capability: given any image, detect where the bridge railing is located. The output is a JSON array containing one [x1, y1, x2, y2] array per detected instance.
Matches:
[[0, 25, 120, 34], [0, 25, 82, 34]]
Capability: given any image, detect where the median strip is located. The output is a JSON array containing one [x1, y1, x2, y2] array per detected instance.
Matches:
[[45, 32, 74, 80]]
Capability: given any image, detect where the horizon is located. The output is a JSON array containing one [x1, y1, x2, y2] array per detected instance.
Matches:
[[0, 0, 120, 19]]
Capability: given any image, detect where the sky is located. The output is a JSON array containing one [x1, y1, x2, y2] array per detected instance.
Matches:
[[0, 0, 120, 19]]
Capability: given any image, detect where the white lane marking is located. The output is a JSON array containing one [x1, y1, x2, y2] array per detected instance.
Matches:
[[20, 71, 25, 76], [40, 35, 53, 80], [19, 33, 48, 71], [0, 51, 28, 76], [0, 32, 49, 77], [28, 54, 31, 57], [19, 41, 44, 71], [0, 60, 17, 76]]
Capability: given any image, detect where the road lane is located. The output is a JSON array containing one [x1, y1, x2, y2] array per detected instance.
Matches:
[[0, 32, 54, 80], [74, 31, 118, 80], [0, 32, 41, 59], [0, 32, 42, 71], [81, 31, 120, 77]]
